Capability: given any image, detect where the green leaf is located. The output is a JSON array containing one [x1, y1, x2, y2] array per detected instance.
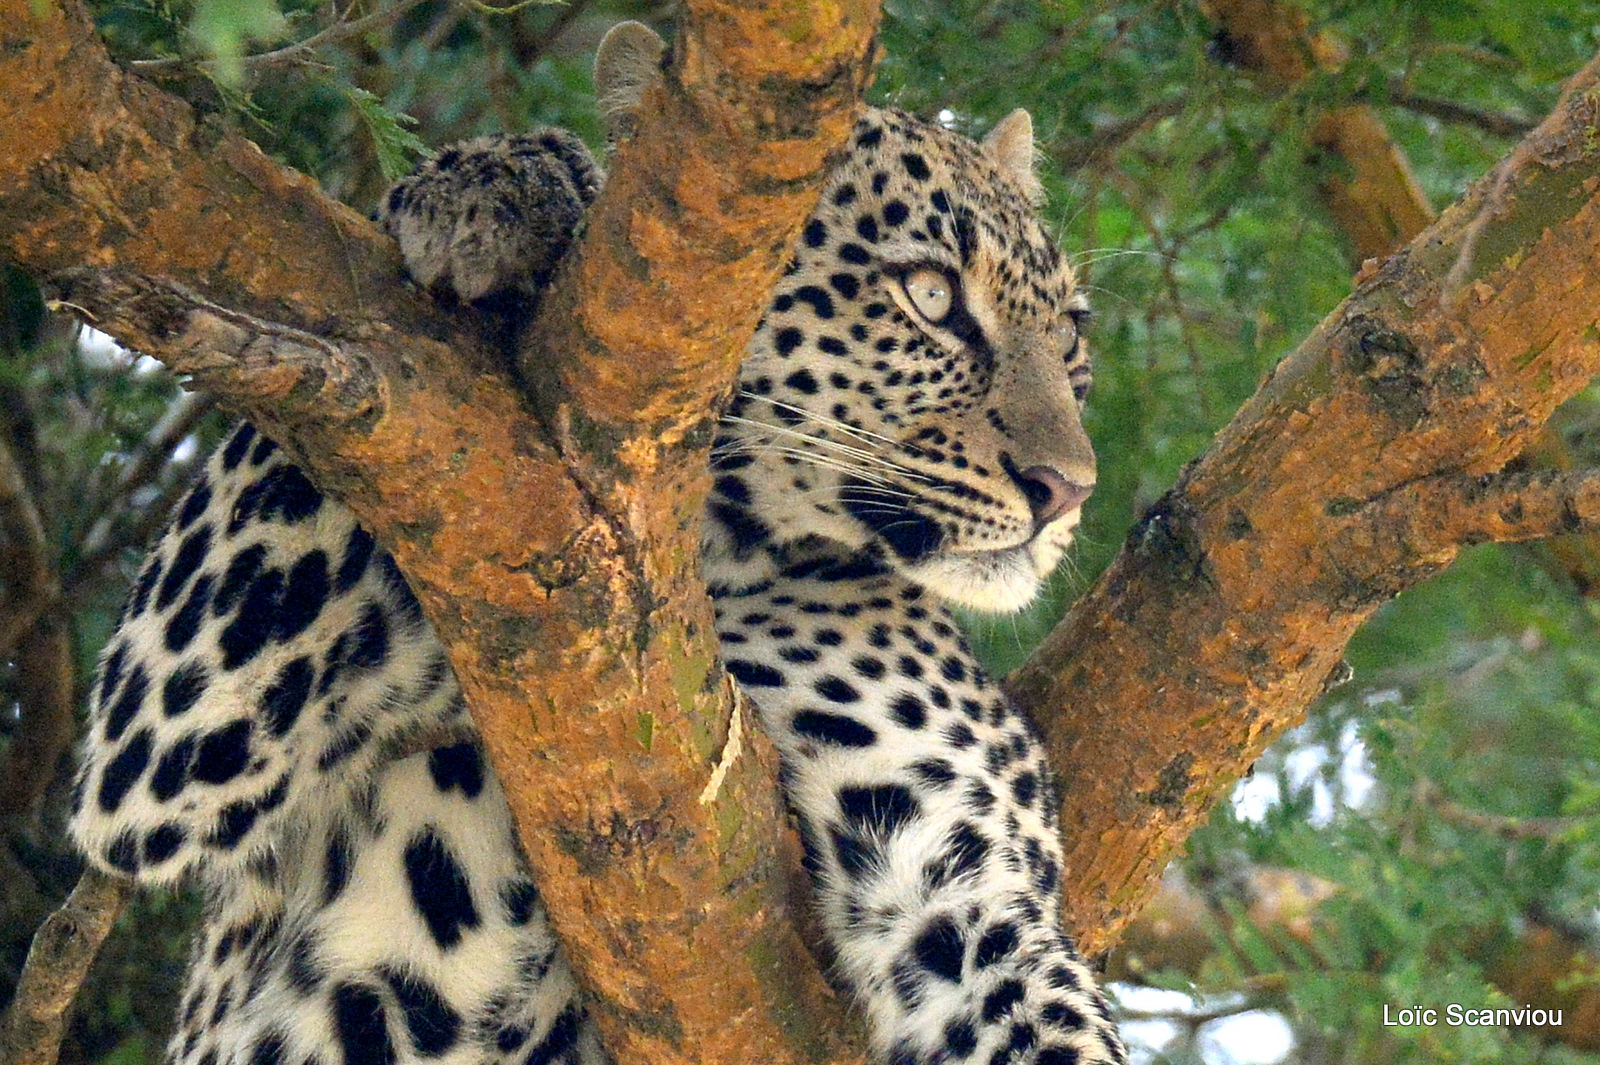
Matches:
[[188, 0, 285, 83], [347, 87, 427, 182]]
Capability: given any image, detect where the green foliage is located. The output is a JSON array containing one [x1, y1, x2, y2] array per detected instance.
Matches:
[[10, 2, 1600, 1063], [347, 86, 428, 181], [188, 0, 285, 81]]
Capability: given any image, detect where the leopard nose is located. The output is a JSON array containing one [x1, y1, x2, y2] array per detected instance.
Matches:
[[1015, 465, 1093, 526]]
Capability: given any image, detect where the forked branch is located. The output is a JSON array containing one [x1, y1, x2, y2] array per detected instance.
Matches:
[[0, 3, 879, 1063]]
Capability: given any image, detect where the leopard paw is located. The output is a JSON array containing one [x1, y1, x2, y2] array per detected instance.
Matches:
[[379, 128, 601, 305]]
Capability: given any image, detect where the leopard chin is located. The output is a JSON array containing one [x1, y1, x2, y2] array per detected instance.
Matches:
[[902, 517, 1080, 614]]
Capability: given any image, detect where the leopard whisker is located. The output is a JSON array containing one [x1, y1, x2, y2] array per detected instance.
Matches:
[[735, 392, 905, 450], [716, 437, 914, 490], [1069, 247, 1166, 269], [720, 417, 931, 484], [721, 415, 899, 467]]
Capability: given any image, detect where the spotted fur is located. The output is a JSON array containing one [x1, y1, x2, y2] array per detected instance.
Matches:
[[70, 22, 1122, 1065]]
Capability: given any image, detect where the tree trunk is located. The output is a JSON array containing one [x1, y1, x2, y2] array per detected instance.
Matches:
[[0, 2, 878, 1062]]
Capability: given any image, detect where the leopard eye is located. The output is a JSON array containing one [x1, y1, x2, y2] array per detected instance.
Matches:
[[902, 267, 955, 323]]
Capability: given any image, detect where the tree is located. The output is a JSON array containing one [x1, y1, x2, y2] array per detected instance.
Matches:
[[4, 1, 1600, 1063]]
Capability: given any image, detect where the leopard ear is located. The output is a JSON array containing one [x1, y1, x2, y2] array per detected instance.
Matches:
[[982, 108, 1043, 204], [594, 21, 667, 145]]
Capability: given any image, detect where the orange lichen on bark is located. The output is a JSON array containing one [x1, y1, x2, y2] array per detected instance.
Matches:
[[524, 2, 877, 450], [0, 2, 419, 335], [1020, 53, 1600, 955], [0, 1, 878, 1061], [14, 0, 1600, 1053]]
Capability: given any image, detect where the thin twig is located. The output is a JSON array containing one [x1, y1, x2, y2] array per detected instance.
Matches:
[[0, 431, 58, 658], [1157, 247, 1214, 423], [457, 0, 561, 17], [0, 870, 133, 1065], [419, 3, 471, 51], [1416, 41, 1522, 72], [131, 0, 438, 74], [509, 0, 595, 66], [76, 390, 217, 566], [1385, 82, 1536, 139], [65, 456, 208, 612], [1115, 994, 1274, 1026], [1415, 780, 1586, 842], [1052, 96, 1187, 172]]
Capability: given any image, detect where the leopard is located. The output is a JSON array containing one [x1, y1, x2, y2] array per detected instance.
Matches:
[[68, 20, 1124, 1065]]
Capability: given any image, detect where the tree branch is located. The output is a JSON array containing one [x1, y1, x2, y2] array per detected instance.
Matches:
[[1385, 81, 1537, 139], [72, 389, 217, 583], [1414, 779, 1588, 841], [129, 0, 438, 74], [0, 404, 76, 820], [1051, 96, 1187, 172], [0, 870, 133, 1065], [1012, 45, 1600, 956], [0, 3, 879, 1063], [1197, 0, 1435, 264], [0, 615, 76, 820], [0, 430, 55, 657], [1355, 466, 1600, 553], [1110, 866, 1600, 1051]]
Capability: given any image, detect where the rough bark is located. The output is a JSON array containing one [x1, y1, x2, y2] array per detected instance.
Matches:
[[1110, 5, 1600, 1013], [1200, 0, 1600, 603], [0, 2, 878, 1063], [0, 871, 132, 1065], [1015, 49, 1600, 955]]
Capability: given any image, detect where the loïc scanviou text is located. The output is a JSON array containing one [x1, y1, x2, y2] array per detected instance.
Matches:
[[1383, 1005, 1562, 1027]]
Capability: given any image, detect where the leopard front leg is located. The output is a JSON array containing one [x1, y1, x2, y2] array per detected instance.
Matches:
[[714, 562, 1127, 1065], [71, 125, 615, 1065]]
